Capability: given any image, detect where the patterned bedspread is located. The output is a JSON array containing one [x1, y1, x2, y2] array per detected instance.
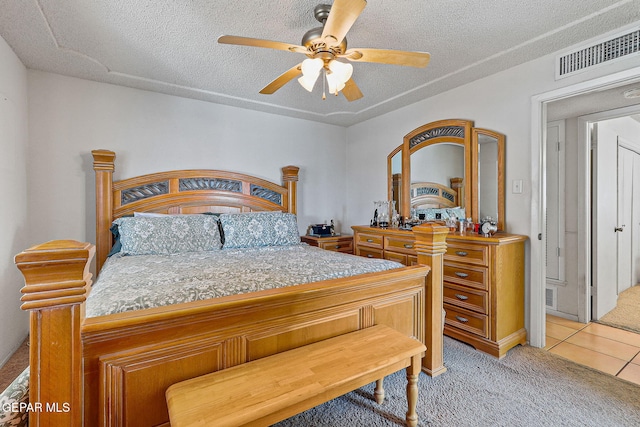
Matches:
[[86, 244, 403, 317]]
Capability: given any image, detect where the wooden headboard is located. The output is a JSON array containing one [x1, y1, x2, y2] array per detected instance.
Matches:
[[92, 150, 299, 271], [410, 177, 463, 209]]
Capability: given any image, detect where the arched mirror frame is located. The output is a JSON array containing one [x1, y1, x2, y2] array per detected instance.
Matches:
[[400, 119, 473, 221], [472, 127, 505, 231]]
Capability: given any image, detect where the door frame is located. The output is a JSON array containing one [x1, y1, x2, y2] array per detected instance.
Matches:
[[530, 65, 640, 348]]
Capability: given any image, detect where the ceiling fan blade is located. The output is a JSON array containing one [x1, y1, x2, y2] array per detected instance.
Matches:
[[218, 35, 307, 54], [342, 78, 363, 102], [321, 0, 367, 47], [341, 48, 431, 68], [259, 64, 303, 94]]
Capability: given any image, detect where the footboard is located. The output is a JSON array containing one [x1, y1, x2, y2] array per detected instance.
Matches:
[[16, 241, 434, 427]]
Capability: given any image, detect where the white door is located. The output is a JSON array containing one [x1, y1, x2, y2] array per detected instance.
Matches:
[[592, 123, 619, 319], [546, 121, 565, 284], [634, 149, 640, 286], [617, 144, 634, 294]]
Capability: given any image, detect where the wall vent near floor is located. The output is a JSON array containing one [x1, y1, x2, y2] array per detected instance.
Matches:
[[546, 286, 557, 310], [556, 25, 640, 79]]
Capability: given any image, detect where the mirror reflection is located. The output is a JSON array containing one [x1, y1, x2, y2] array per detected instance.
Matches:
[[410, 143, 464, 209], [477, 134, 498, 220]]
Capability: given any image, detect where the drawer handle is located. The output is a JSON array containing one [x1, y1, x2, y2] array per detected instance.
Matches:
[[366, 239, 374, 243], [335, 245, 341, 249], [455, 316, 469, 323], [456, 251, 468, 256], [455, 272, 469, 278], [455, 294, 469, 301], [404, 244, 413, 249], [367, 254, 373, 258]]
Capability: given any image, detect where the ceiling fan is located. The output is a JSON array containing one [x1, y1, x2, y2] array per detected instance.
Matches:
[[218, 0, 430, 101]]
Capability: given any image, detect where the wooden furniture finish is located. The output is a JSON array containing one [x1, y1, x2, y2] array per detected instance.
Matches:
[[14, 150, 443, 427], [387, 119, 506, 230], [443, 232, 527, 358], [401, 119, 473, 220], [166, 324, 426, 427], [300, 234, 353, 254], [353, 225, 527, 358], [352, 224, 448, 377]]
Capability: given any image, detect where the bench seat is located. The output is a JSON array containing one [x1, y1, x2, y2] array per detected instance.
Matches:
[[166, 324, 426, 427]]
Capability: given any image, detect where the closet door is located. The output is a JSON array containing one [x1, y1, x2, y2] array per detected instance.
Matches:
[[617, 142, 640, 293]]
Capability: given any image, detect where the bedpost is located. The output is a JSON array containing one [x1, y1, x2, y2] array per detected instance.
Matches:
[[92, 149, 115, 272], [450, 177, 464, 208], [413, 223, 448, 377], [281, 166, 299, 215], [15, 240, 95, 427]]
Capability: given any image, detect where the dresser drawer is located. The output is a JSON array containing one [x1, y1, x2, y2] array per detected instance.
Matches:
[[384, 251, 408, 265], [445, 242, 488, 266], [384, 236, 416, 255], [357, 247, 384, 259], [444, 284, 488, 314], [444, 263, 487, 290], [319, 239, 353, 253], [356, 233, 383, 249], [444, 304, 488, 338]]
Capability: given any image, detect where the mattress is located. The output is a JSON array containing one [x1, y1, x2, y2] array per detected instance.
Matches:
[[86, 244, 403, 317]]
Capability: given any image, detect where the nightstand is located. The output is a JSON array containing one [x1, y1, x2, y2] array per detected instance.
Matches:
[[300, 234, 354, 254]]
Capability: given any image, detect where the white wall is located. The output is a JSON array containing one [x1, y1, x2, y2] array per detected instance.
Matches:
[[0, 36, 29, 366], [345, 45, 640, 336], [26, 71, 349, 249]]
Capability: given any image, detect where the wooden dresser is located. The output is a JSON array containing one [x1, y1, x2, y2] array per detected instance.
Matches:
[[352, 225, 527, 358], [300, 234, 354, 254]]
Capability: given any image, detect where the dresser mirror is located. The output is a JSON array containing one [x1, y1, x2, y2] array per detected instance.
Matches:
[[473, 128, 505, 230], [387, 145, 403, 213], [387, 119, 505, 229], [400, 119, 473, 220]]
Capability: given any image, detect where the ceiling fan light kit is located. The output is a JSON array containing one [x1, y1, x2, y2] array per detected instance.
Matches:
[[218, 0, 430, 101]]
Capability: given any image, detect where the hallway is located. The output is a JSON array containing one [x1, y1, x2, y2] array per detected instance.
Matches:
[[546, 314, 640, 385]]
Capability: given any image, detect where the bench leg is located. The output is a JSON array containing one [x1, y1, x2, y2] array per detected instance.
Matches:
[[374, 378, 385, 404], [405, 354, 421, 427]]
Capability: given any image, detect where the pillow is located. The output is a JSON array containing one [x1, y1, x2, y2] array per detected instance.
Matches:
[[414, 207, 466, 221], [446, 207, 466, 220], [113, 215, 222, 255], [220, 212, 300, 249]]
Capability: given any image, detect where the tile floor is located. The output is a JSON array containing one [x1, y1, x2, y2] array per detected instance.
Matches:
[[546, 314, 640, 385]]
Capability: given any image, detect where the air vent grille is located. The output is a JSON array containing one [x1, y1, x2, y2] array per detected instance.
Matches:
[[545, 287, 557, 310], [556, 27, 640, 79]]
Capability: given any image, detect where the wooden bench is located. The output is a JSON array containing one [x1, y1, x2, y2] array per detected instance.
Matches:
[[165, 324, 426, 427]]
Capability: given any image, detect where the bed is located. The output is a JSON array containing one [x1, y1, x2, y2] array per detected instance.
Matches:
[[410, 178, 463, 210], [15, 149, 447, 427]]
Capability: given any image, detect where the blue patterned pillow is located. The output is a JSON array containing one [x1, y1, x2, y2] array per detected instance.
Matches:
[[113, 215, 222, 255], [220, 212, 300, 248]]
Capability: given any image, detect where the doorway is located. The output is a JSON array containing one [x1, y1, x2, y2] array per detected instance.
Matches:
[[530, 65, 640, 348]]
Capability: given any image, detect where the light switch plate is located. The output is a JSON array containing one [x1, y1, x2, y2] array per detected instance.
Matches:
[[512, 179, 523, 194]]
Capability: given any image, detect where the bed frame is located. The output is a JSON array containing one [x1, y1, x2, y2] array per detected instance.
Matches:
[[15, 149, 447, 426], [410, 178, 463, 209]]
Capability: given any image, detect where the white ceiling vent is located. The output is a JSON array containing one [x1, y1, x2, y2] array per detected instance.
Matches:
[[556, 26, 640, 79]]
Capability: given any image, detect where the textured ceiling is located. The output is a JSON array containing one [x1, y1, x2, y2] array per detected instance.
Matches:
[[1, 0, 640, 126]]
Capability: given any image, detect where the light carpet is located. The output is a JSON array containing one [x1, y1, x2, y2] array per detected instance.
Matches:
[[599, 285, 640, 334], [274, 337, 640, 427]]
